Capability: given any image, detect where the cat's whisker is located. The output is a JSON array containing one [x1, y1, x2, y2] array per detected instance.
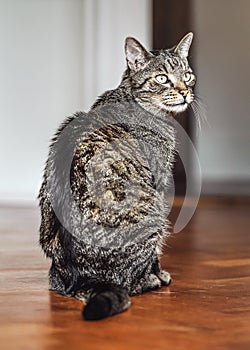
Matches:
[[189, 103, 201, 131], [189, 97, 208, 132]]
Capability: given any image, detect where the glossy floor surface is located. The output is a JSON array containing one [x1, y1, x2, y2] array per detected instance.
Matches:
[[0, 199, 250, 350]]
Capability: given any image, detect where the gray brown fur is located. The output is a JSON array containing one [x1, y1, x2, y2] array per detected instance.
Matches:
[[38, 33, 196, 320]]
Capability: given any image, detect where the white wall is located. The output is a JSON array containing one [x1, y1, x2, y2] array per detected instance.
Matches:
[[0, 0, 151, 203], [82, 0, 151, 110], [0, 0, 84, 202], [193, 0, 250, 194]]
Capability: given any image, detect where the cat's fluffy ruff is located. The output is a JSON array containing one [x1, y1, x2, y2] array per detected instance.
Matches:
[[38, 33, 195, 320]]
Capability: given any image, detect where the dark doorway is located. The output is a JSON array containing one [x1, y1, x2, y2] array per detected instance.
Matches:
[[152, 0, 194, 195]]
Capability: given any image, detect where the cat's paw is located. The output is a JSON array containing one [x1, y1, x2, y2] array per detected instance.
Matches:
[[132, 274, 162, 295], [157, 270, 172, 286], [147, 273, 162, 290]]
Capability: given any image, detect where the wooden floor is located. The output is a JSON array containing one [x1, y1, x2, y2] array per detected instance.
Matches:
[[0, 198, 250, 350]]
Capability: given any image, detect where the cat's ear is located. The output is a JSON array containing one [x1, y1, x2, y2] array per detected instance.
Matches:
[[125, 37, 150, 71], [174, 32, 193, 58]]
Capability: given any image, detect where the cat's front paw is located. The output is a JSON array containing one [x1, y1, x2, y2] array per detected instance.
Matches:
[[157, 270, 171, 286]]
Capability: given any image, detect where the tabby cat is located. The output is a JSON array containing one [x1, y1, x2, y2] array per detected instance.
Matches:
[[39, 33, 196, 320]]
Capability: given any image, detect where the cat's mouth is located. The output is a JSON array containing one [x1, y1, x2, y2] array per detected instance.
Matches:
[[166, 93, 194, 113], [170, 102, 187, 106]]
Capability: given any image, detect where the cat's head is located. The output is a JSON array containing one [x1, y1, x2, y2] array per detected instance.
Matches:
[[125, 33, 195, 115]]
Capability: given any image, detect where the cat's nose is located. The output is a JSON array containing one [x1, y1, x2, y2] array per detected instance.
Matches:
[[180, 90, 189, 97]]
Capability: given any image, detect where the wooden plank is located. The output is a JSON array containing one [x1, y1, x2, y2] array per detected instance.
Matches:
[[0, 202, 250, 350]]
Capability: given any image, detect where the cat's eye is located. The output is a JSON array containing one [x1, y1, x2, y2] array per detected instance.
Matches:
[[184, 72, 193, 83], [155, 75, 169, 84]]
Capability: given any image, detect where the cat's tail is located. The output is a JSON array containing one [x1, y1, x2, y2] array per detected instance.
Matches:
[[83, 284, 131, 321]]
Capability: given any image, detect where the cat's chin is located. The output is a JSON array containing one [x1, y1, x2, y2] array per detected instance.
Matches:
[[137, 100, 189, 117], [168, 103, 188, 114], [161, 103, 189, 115]]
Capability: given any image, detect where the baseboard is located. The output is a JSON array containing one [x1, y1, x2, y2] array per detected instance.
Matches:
[[202, 179, 250, 197]]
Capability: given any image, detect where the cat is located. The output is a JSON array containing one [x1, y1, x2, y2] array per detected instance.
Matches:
[[38, 33, 196, 320]]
